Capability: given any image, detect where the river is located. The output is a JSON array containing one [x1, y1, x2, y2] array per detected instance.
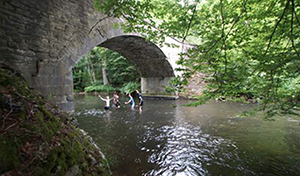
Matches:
[[74, 94, 300, 176]]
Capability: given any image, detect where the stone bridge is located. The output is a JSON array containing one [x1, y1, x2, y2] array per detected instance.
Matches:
[[0, 0, 186, 112]]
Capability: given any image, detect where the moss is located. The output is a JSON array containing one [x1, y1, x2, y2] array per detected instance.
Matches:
[[0, 136, 20, 173], [0, 71, 28, 97], [39, 105, 58, 121], [34, 109, 62, 141], [32, 124, 40, 132], [66, 156, 76, 167], [18, 111, 27, 119], [0, 67, 112, 176], [32, 167, 50, 176], [36, 148, 68, 176], [0, 71, 10, 86], [35, 111, 54, 139], [44, 150, 58, 173], [60, 135, 85, 163], [39, 106, 63, 135], [46, 119, 60, 134], [57, 152, 67, 173]]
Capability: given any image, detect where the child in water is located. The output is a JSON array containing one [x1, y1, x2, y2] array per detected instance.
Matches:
[[98, 95, 113, 111], [112, 92, 121, 108], [125, 93, 135, 110], [136, 89, 144, 112]]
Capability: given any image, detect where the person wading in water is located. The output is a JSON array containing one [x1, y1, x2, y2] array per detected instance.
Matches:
[[136, 89, 144, 113], [125, 93, 135, 110], [112, 92, 121, 108], [98, 95, 113, 111]]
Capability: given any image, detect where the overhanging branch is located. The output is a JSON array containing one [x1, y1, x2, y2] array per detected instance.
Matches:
[[182, 2, 198, 44], [264, 0, 290, 55], [89, 15, 112, 34]]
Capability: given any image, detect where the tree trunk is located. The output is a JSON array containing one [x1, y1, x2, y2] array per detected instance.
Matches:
[[86, 59, 93, 84], [102, 58, 109, 85], [87, 57, 96, 83]]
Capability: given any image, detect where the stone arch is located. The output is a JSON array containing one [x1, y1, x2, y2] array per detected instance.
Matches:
[[70, 35, 174, 78], [0, 0, 175, 112], [98, 35, 174, 78]]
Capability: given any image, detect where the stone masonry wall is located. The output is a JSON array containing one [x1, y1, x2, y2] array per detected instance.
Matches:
[[0, 0, 100, 111], [141, 77, 173, 94]]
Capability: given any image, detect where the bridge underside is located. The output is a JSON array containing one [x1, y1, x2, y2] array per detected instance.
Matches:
[[100, 35, 174, 95], [100, 36, 174, 78]]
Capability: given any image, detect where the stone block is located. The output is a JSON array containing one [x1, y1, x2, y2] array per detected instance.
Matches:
[[66, 95, 74, 102], [7, 41, 19, 49], [141, 77, 173, 94], [0, 40, 7, 47], [56, 101, 75, 113], [2, 1, 15, 10]]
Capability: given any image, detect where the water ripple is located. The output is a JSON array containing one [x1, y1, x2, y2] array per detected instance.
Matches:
[[75, 108, 104, 116], [141, 123, 243, 176]]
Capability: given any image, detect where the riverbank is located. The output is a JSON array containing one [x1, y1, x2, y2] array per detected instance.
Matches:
[[0, 66, 111, 175]]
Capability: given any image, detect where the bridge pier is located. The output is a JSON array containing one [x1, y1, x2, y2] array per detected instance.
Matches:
[[141, 77, 173, 94], [29, 61, 75, 113]]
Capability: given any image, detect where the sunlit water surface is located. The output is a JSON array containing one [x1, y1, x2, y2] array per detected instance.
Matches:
[[74, 94, 300, 176]]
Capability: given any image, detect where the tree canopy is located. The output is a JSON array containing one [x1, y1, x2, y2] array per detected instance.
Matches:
[[94, 0, 300, 117]]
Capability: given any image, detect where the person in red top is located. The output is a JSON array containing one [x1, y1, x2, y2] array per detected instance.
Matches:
[[112, 92, 121, 108]]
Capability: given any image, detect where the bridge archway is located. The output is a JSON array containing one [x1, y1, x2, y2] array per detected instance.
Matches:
[[0, 0, 174, 112], [97, 35, 174, 78]]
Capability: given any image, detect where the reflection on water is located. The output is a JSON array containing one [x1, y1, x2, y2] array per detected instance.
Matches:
[[74, 94, 300, 176], [143, 124, 244, 176]]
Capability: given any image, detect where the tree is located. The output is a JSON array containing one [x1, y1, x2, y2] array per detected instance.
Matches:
[[72, 47, 140, 92], [94, 47, 110, 85], [94, 0, 300, 116]]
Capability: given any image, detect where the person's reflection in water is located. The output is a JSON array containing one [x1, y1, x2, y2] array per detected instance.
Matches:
[[103, 110, 111, 122]]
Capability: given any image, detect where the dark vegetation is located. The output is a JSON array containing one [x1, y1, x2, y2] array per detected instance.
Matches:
[[0, 66, 111, 176]]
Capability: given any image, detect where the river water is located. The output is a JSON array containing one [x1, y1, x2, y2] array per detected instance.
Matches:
[[74, 94, 300, 176]]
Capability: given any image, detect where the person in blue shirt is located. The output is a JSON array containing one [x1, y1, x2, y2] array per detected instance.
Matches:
[[125, 93, 135, 110], [136, 90, 144, 112]]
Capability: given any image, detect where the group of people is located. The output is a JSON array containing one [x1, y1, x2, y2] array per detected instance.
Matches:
[[98, 90, 144, 112]]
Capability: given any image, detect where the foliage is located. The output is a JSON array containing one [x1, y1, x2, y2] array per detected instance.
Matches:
[[165, 76, 187, 94], [104, 50, 141, 86], [84, 84, 116, 93], [119, 82, 140, 94], [73, 53, 102, 91], [95, 0, 300, 116], [73, 47, 140, 92]]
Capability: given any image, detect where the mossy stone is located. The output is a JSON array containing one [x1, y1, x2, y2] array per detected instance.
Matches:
[[0, 136, 20, 173]]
